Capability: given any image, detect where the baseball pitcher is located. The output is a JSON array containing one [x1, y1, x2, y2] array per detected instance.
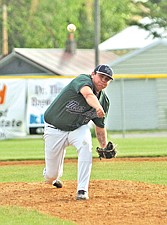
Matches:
[[43, 64, 117, 200]]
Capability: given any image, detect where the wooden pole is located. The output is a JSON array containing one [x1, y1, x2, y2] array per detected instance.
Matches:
[[2, 4, 8, 56], [94, 0, 100, 67]]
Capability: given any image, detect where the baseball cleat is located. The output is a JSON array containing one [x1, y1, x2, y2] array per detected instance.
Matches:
[[52, 180, 63, 188], [76, 190, 89, 200]]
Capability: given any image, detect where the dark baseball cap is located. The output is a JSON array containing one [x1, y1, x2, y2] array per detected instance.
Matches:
[[94, 64, 114, 80]]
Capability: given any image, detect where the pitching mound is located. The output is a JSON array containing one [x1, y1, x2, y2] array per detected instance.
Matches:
[[0, 178, 167, 225]]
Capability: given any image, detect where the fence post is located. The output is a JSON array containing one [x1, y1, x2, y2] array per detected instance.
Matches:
[[121, 78, 126, 138]]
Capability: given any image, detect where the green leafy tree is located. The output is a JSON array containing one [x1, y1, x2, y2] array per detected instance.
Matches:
[[1, 0, 166, 55], [77, 1, 94, 48], [0, 0, 32, 53], [129, 0, 167, 38]]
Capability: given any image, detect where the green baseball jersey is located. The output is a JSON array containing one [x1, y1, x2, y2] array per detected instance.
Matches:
[[44, 74, 110, 131]]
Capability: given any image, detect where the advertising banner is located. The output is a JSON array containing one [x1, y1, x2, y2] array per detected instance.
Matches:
[[0, 79, 27, 140], [27, 78, 72, 134]]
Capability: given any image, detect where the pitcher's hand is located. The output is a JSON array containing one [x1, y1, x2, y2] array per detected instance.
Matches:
[[96, 107, 105, 118]]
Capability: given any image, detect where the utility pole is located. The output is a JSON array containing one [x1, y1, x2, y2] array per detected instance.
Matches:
[[94, 0, 100, 67], [2, 4, 8, 56]]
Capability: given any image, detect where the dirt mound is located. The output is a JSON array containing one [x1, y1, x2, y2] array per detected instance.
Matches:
[[1, 179, 167, 225]]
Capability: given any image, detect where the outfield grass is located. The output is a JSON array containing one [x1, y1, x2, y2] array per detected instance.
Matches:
[[0, 136, 167, 160], [0, 139, 44, 160], [113, 137, 167, 157]]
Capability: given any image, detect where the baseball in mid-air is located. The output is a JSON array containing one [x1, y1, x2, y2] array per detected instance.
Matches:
[[67, 24, 76, 33]]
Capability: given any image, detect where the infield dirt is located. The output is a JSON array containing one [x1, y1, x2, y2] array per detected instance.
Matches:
[[0, 158, 167, 225]]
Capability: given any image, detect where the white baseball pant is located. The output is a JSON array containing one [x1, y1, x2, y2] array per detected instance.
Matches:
[[43, 122, 92, 193]]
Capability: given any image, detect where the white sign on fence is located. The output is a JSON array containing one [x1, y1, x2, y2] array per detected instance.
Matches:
[[26, 78, 72, 134], [0, 80, 27, 139]]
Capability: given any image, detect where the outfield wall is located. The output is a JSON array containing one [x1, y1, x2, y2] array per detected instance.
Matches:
[[0, 74, 167, 139], [106, 74, 167, 132]]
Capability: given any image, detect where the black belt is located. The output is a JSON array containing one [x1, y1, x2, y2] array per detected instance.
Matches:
[[48, 125, 58, 129], [47, 125, 71, 132]]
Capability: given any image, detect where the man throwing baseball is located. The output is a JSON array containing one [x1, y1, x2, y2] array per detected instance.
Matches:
[[43, 64, 114, 200]]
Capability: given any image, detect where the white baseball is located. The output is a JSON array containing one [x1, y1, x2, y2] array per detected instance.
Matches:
[[67, 24, 76, 32]]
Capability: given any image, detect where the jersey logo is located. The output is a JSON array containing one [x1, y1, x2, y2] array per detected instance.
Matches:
[[66, 100, 85, 113], [66, 100, 97, 119]]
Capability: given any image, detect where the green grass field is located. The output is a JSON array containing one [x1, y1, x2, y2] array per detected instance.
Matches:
[[0, 136, 167, 160], [0, 135, 167, 225], [0, 206, 76, 225]]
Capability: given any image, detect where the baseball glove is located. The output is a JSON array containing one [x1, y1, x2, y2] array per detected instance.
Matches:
[[96, 141, 117, 160]]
